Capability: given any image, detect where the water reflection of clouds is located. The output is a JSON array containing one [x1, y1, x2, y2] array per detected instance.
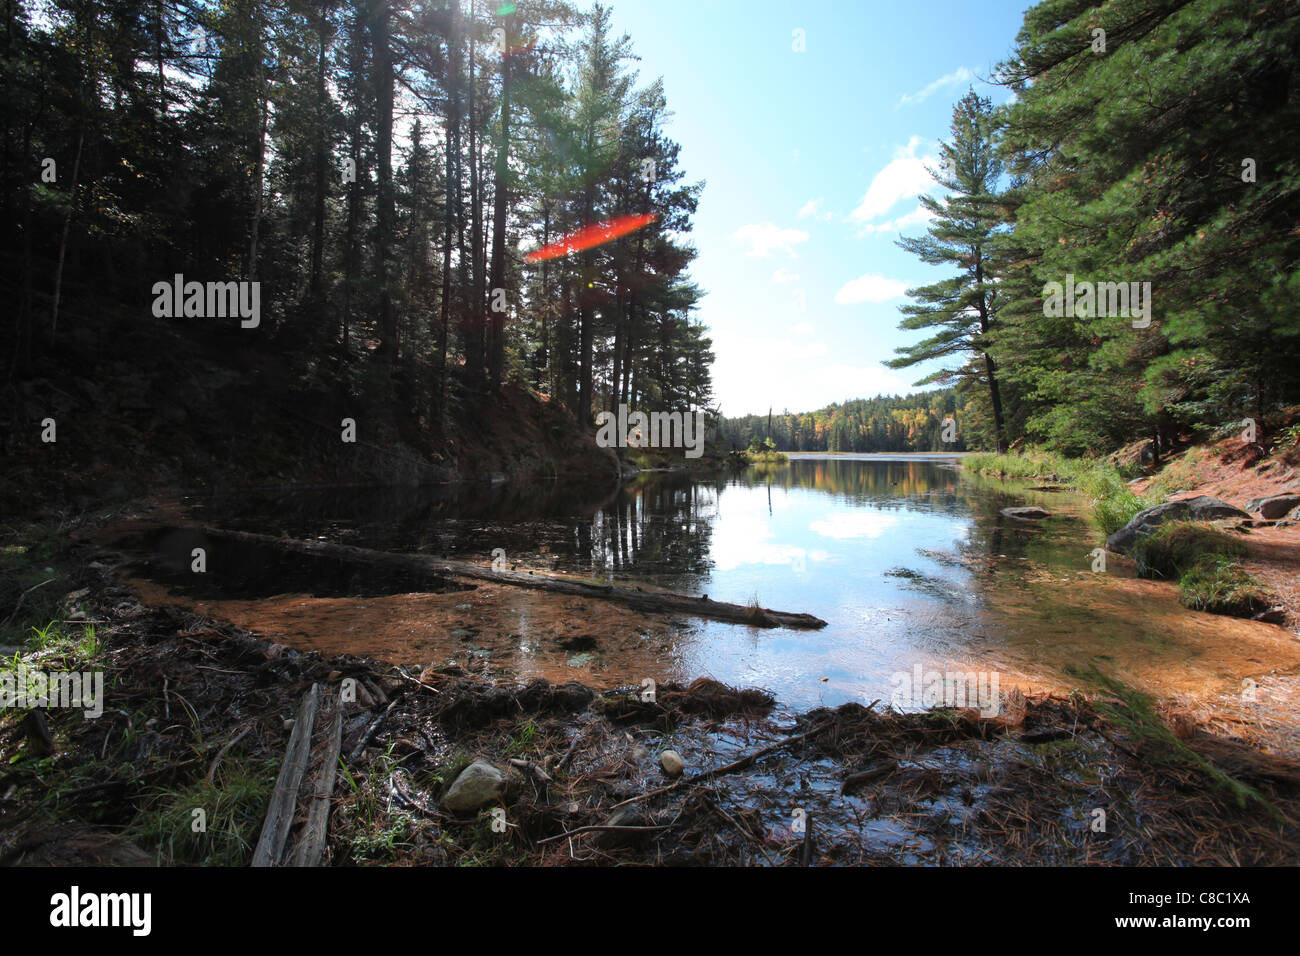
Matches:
[[710, 510, 829, 572], [810, 511, 901, 540]]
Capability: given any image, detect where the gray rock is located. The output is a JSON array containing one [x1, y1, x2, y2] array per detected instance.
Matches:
[[1245, 492, 1300, 520], [442, 760, 506, 813], [1106, 496, 1250, 554], [1000, 507, 1050, 520], [1277, 505, 1300, 528]]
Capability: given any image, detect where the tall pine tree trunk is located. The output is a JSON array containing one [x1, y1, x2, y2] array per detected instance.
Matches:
[[50, 128, 83, 344], [486, 11, 513, 392], [463, 13, 484, 394], [372, 0, 397, 365], [309, 25, 327, 309]]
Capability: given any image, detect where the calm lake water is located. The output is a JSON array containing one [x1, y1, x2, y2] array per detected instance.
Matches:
[[130, 454, 1296, 712]]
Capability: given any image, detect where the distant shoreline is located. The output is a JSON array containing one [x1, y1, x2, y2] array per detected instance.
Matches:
[[781, 451, 970, 459]]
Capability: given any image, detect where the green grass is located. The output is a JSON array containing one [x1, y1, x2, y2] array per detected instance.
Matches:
[[1178, 558, 1271, 617], [0, 534, 71, 648], [337, 743, 430, 863], [1140, 446, 1207, 501], [127, 754, 276, 865], [963, 449, 1148, 535], [1124, 522, 1270, 618], [27, 620, 99, 659], [1127, 522, 1246, 579]]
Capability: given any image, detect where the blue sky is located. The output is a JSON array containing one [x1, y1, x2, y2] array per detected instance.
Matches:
[[604, 0, 1030, 416]]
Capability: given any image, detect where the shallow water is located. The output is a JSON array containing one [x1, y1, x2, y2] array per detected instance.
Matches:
[[118, 455, 1300, 712]]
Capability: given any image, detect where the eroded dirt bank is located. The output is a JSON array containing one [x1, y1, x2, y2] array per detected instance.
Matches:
[[4, 534, 1300, 867]]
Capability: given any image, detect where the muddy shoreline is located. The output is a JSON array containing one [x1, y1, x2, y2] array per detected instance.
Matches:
[[4, 529, 1300, 866]]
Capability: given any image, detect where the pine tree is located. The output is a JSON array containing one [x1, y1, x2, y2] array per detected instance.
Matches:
[[888, 90, 1009, 451]]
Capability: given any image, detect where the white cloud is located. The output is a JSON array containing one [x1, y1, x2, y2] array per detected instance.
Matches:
[[811, 512, 900, 540], [792, 321, 814, 336], [848, 138, 937, 226], [731, 222, 810, 258], [797, 198, 833, 222], [856, 204, 936, 236], [771, 267, 801, 285], [710, 509, 820, 573], [834, 274, 910, 305], [898, 66, 975, 108]]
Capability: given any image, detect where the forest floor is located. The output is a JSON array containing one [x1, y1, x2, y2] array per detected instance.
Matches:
[[4, 513, 1300, 867]]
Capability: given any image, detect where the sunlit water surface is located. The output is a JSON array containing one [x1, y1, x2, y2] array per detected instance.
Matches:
[[121, 454, 1300, 712]]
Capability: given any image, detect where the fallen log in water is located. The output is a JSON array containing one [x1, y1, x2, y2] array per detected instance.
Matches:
[[196, 526, 828, 630]]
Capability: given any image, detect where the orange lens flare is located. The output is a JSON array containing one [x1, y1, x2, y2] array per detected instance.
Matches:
[[525, 213, 656, 263]]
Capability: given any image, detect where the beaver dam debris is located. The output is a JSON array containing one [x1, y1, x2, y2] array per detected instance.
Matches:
[[4, 584, 1300, 867], [193, 526, 829, 629]]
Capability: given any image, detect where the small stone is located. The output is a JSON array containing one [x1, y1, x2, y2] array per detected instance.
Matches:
[[660, 750, 685, 778], [1000, 506, 1050, 520], [283, 718, 295, 731], [442, 760, 506, 813]]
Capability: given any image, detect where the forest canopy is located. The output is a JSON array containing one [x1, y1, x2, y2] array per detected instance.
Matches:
[[885, 0, 1300, 458], [2, 0, 713, 438]]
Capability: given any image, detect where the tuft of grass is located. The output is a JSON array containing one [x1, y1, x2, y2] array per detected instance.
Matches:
[[503, 719, 538, 756], [1092, 487, 1146, 536], [25, 620, 101, 665], [1178, 558, 1271, 617], [1128, 522, 1245, 579], [743, 594, 774, 626], [338, 744, 422, 863], [128, 754, 276, 866], [0, 523, 76, 645]]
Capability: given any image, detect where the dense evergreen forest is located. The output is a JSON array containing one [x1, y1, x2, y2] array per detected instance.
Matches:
[[2, 0, 1297, 476], [719, 391, 968, 453], [886, 0, 1299, 457], [1, 0, 713, 472]]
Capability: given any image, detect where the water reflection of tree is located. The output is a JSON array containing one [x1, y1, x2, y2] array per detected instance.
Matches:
[[185, 480, 619, 556], [585, 474, 717, 587], [187, 476, 719, 585], [955, 471, 1094, 570], [733, 458, 960, 505]]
